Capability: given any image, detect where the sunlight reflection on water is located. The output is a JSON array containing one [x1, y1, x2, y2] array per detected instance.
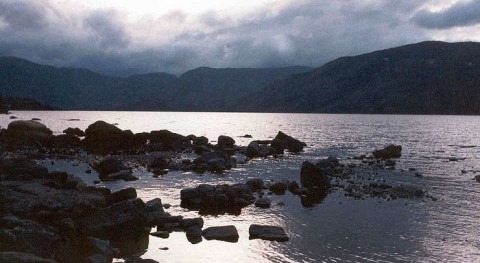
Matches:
[[3, 111, 480, 262]]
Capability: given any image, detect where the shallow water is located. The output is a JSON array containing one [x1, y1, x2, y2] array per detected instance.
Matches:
[[2, 111, 480, 262]]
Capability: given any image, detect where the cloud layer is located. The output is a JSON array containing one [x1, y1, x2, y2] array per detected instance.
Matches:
[[0, 0, 478, 76]]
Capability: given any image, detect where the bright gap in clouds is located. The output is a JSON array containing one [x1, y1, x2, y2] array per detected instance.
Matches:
[[78, 0, 277, 17]]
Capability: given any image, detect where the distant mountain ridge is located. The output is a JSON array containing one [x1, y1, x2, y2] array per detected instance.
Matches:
[[0, 56, 312, 111], [1, 41, 480, 114], [236, 41, 480, 114]]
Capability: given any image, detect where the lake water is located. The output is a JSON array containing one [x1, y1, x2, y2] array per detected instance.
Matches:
[[2, 111, 480, 262]]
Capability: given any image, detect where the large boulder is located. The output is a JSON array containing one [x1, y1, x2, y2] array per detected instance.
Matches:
[[0, 252, 58, 263], [0, 158, 49, 181], [300, 161, 330, 190], [217, 135, 235, 149], [3, 120, 53, 149], [63, 127, 85, 137], [273, 131, 305, 153], [93, 158, 137, 181], [83, 121, 137, 154], [372, 144, 402, 159], [148, 130, 191, 151]]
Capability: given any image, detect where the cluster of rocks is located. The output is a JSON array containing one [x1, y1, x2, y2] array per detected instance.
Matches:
[[245, 131, 306, 158], [0, 157, 172, 262]]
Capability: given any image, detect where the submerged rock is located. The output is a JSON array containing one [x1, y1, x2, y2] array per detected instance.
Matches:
[[249, 224, 289, 242]]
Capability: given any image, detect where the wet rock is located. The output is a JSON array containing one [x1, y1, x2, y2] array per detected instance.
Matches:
[[249, 224, 289, 242], [150, 231, 169, 238], [388, 185, 424, 198], [148, 157, 169, 171], [385, 159, 396, 167], [180, 218, 204, 230], [202, 225, 239, 242], [245, 178, 265, 191], [102, 170, 138, 182], [109, 187, 137, 204], [372, 144, 402, 159], [300, 161, 330, 190], [149, 130, 191, 151], [0, 252, 58, 263], [0, 158, 49, 180], [269, 181, 288, 195], [246, 141, 274, 158], [87, 237, 117, 260], [288, 181, 300, 194], [186, 225, 203, 244], [93, 158, 129, 178], [475, 175, 480, 183], [255, 198, 271, 208], [63, 127, 85, 137], [217, 135, 235, 148], [273, 131, 305, 153], [80, 198, 148, 240], [193, 151, 236, 173]]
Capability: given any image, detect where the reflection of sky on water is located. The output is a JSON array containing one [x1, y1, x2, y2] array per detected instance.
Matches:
[[8, 111, 480, 262]]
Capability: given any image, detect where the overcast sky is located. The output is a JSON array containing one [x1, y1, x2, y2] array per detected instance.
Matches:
[[0, 0, 479, 76]]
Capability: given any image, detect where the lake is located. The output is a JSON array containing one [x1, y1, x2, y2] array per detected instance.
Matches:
[[2, 111, 480, 262]]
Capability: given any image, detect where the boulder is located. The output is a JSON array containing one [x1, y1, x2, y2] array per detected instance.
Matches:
[[186, 225, 203, 244], [269, 181, 288, 195], [288, 181, 300, 194], [372, 144, 402, 159], [83, 121, 137, 154], [63, 127, 85, 137], [109, 188, 137, 204], [273, 131, 305, 153], [101, 170, 138, 182], [249, 224, 289, 242], [300, 161, 330, 189], [246, 142, 274, 158], [4, 120, 53, 149], [202, 225, 239, 242], [148, 157, 169, 170], [87, 237, 117, 260], [217, 135, 235, 148], [475, 175, 480, 183], [245, 178, 265, 191], [93, 158, 131, 180], [149, 130, 191, 151], [0, 158, 49, 180]]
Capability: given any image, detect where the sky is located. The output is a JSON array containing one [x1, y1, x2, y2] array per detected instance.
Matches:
[[0, 0, 479, 76]]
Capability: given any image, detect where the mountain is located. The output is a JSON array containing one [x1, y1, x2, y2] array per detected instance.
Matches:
[[0, 96, 55, 111], [0, 56, 312, 111], [238, 41, 480, 114]]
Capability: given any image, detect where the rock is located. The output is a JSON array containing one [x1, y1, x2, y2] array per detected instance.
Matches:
[[202, 225, 239, 242], [388, 185, 424, 198], [109, 187, 137, 204], [102, 170, 138, 182], [149, 130, 191, 151], [186, 225, 203, 244], [372, 144, 402, 159], [245, 178, 265, 191], [273, 131, 305, 153], [125, 258, 159, 263], [150, 231, 170, 238], [246, 141, 274, 158], [93, 158, 129, 178], [87, 237, 117, 260], [0, 158, 49, 180], [0, 216, 79, 262], [0, 252, 58, 263], [255, 198, 271, 208], [192, 136, 209, 146], [87, 254, 107, 263], [249, 224, 289, 242], [193, 151, 236, 173], [288, 181, 300, 194], [63, 127, 85, 137], [180, 218, 204, 230], [269, 182, 288, 195], [475, 175, 480, 183], [83, 121, 137, 154], [4, 120, 53, 149], [300, 161, 330, 189], [217, 135, 235, 148], [80, 198, 148, 240], [316, 156, 340, 169], [148, 157, 169, 170]]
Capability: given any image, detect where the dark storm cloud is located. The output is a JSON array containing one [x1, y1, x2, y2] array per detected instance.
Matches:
[[0, 0, 440, 76], [413, 0, 480, 29]]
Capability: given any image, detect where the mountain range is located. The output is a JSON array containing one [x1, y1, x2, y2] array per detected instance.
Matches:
[[1, 41, 479, 114]]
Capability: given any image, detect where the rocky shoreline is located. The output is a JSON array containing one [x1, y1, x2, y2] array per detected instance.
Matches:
[[0, 120, 429, 262]]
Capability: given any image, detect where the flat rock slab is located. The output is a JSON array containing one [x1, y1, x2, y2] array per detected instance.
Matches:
[[249, 224, 289, 242], [202, 225, 239, 242]]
